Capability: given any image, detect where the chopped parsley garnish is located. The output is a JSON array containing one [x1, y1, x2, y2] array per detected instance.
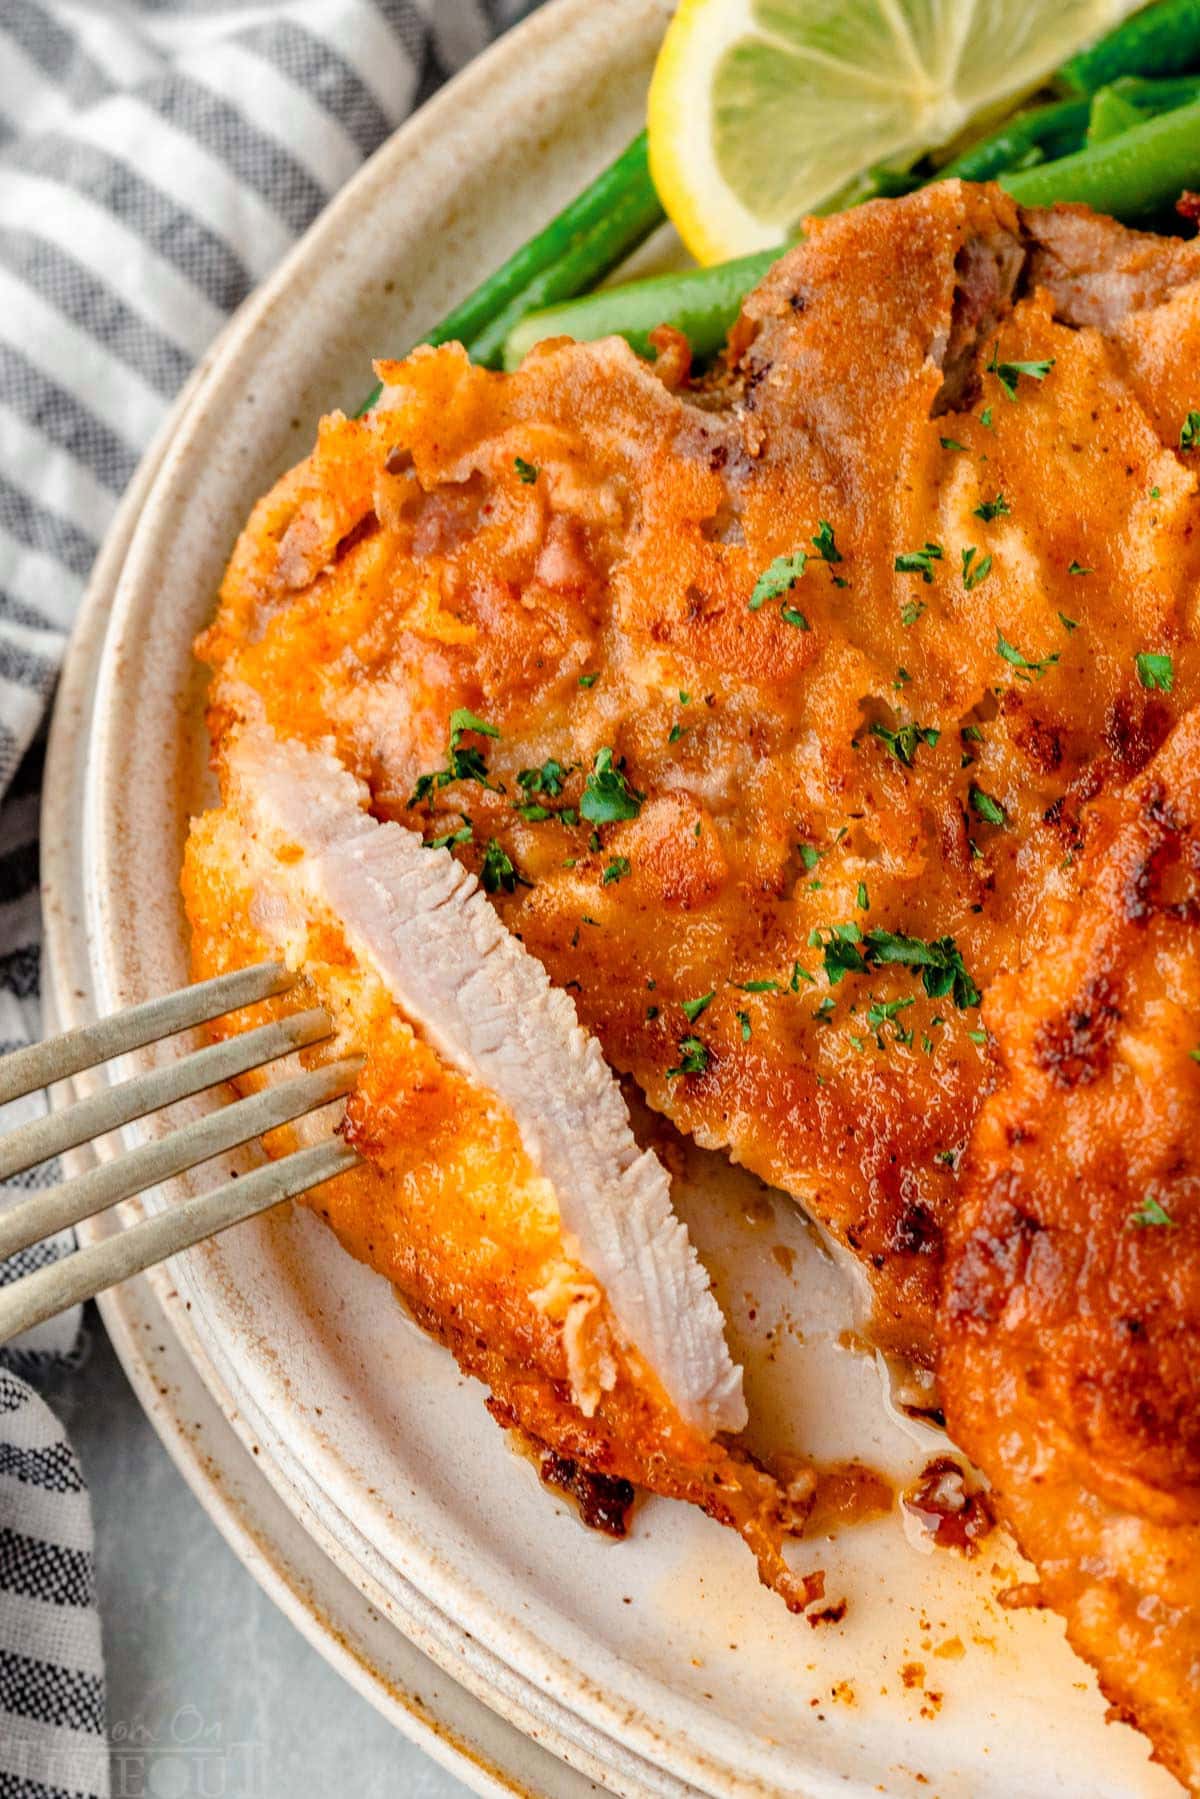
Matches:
[[811, 921, 869, 984], [895, 542, 943, 584], [1129, 1193, 1176, 1229], [735, 1009, 752, 1041], [987, 342, 1054, 401], [996, 630, 1059, 680], [601, 856, 631, 885], [893, 666, 911, 690], [1067, 560, 1091, 576], [867, 996, 914, 1032], [409, 709, 502, 806], [980, 406, 994, 429], [578, 672, 599, 689], [799, 843, 823, 871], [1136, 650, 1174, 692], [865, 929, 980, 1008], [1058, 613, 1078, 633], [426, 817, 473, 850], [738, 979, 782, 993], [518, 758, 571, 798], [808, 923, 981, 1007], [870, 719, 940, 767], [514, 759, 578, 824], [780, 605, 810, 630], [667, 1036, 709, 1079], [857, 881, 870, 911], [679, 690, 691, 705], [681, 990, 715, 1023], [973, 493, 1010, 522], [1180, 411, 1200, 451], [481, 839, 522, 894], [450, 707, 498, 743], [967, 1028, 988, 1045], [668, 723, 687, 743], [940, 437, 967, 452], [901, 599, 925, 627], [812, 519, 842, 563], [580, 748, 643, 823], [750, 552, 807, 611], [791, 961, 814, 989], [969, 784, 1007, 827], [514, 456, 539, 483], [961, 546, 993, 591]]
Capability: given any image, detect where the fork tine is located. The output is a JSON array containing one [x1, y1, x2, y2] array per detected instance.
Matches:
[[0, 1006, 333, 1183], [0, 1136, 361, 1345], [0, 961, 290, 1108], [0, 1055, 363, 1264]]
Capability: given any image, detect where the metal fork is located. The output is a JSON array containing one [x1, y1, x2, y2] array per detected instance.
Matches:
[[0, 962, 362, 1345]]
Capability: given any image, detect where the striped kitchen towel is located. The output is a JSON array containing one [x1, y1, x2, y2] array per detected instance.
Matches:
[[0, 3, 536, 1793]]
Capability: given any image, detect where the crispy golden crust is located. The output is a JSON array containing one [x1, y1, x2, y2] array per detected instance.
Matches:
[[183, 780, 820, 1613], [190, 184, 1200, 1766], [198, 184, 1200, 1374], [941, 708, 1200, 1791]]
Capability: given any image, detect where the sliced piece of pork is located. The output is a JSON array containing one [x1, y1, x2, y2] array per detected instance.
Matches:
[[221, 721, 747, 1438]]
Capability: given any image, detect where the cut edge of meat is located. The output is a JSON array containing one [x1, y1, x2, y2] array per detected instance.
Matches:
[[218, 720, 749, 1441]]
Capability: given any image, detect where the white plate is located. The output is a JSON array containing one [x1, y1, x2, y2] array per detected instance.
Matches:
[[40, 3, 1184, 1793]]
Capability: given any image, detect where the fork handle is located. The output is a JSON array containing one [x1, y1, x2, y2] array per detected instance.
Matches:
[[0, 1137, 359, 1344]]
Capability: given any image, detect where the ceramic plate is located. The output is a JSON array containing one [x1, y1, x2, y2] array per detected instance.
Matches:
[[40, 3, 1183, 1793]]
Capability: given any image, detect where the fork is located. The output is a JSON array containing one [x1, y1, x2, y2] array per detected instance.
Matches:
[[0, 962, 362, 1345]]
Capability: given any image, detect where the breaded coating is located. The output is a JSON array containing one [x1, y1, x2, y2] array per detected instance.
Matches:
[[942, 708, 1200, 1793]]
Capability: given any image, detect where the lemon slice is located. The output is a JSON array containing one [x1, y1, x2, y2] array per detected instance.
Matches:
[[648, 0, 1146, 264]]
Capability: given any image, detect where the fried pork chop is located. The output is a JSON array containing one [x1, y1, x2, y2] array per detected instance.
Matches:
[[187, 179, 1200, 1771], [197, 180, 1200, 1364], [184, 722, 819, 1609], [942, 708, 1200, 1792]]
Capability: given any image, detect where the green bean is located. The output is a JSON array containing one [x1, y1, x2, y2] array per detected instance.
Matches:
[[1111, 70, 1200, 106], [1001, 94, 1200, 213], [1057, 0, 1200, 95], [810, 160, 924, 216], [1087, 83, 1147, 143], [467, 175, 666, 368], [1086, 71, 1200, 143], [500, 248, 780, 372], [940, 97, 1091, 182], [356, 133, 662, 410], [942, 73, 1200, 181], [502, 95, 1200, 369]]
